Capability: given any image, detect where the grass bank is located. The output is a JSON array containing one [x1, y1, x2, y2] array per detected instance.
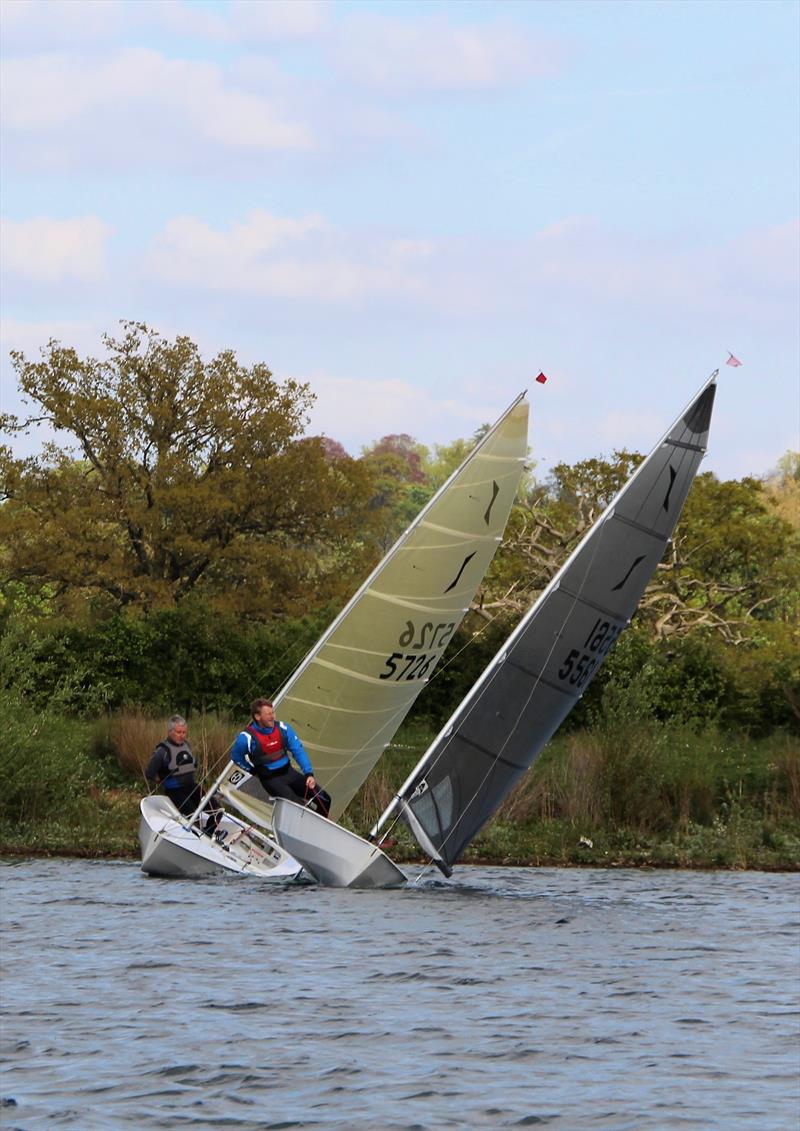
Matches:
[[1, 697, 798, 869]]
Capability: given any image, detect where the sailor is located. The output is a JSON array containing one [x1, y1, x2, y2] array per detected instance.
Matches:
[[145, 715, 221, 834], [231, 698, 331, 817]]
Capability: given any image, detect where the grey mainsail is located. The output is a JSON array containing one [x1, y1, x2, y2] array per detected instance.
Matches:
[[373, 375, 717, 875]]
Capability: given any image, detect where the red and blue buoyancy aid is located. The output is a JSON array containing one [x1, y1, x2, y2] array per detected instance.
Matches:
[[245, 723, 287, 768]]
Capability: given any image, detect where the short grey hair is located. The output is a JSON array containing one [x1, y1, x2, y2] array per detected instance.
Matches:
[[167, 714, 187, 733]]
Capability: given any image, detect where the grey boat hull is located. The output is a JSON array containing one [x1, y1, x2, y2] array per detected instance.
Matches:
[[271, 799, 406, 888]]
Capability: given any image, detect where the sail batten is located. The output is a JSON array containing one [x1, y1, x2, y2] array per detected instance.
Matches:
[[381, 375, 717, 868], [353, 591, 472, 614], [417, 521, 505, 541]]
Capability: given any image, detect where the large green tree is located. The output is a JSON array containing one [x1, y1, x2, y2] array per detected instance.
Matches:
[[482, 454, 799, 641], [0, 323, 373, 616]]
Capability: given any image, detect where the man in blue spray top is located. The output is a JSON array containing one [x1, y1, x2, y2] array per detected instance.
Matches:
[[231, 698, 331, 817]]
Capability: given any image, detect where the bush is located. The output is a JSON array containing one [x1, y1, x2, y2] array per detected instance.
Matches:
[[0, 688, 102, 822], [0, 604, 333, 717]]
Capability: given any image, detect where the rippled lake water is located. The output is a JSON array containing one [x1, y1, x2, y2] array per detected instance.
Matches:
[[1, 859, 798, 1130]]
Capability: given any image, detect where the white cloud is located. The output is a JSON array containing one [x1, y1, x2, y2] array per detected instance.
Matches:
[[1, 48, 312, 152], [227, 0, 329, 42], [333, 12, 564, 93], [129, 0, 329, 45], [0, 318, 103, 358], [143, 207, 799, 328], [0, 0, 126, 48], [148, 209, 435, 303], [0, 0, 328, 48], [1, 216, 113, 282], [297, 373, 495, 451]]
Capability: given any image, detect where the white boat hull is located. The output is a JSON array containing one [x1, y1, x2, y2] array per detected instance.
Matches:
[[139, 796, 301, 879], [271, 799, 406, 888]]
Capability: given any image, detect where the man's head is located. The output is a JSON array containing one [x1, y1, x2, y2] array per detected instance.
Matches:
[[167, 714, 188, 743], [251, 698, 275, 728]]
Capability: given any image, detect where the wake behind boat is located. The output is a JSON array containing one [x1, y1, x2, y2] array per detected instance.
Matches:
[[139, 393, 530, 877], [270, 372, 718, 886]]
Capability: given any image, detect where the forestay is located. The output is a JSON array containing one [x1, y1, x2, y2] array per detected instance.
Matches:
[[375, 376, 717, 873], [224, 393, 529, 820]]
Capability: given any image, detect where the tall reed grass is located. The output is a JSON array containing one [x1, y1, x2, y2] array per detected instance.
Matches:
[[346, 717, 800, 848], [107, 709, 237, 783]]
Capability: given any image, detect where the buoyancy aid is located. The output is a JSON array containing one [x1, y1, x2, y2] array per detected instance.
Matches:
[[159, 740, 197, 786], [245, 723, 287, 767]]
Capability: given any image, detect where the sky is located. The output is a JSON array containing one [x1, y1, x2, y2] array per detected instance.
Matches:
[[1, 0, 798, 481]]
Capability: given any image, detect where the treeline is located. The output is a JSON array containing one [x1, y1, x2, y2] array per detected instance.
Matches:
[[0, 325, 798, 863]]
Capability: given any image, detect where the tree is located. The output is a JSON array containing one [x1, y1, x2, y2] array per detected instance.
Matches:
[[478, 455, 800, 645], [474, 451, 643, 623], [0, 323, 373, 617], [359, 435, 433, 554]]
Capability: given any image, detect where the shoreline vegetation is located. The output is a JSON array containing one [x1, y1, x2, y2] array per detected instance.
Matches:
[[2, 706, 798, 871], [1, 328, 798, 873]]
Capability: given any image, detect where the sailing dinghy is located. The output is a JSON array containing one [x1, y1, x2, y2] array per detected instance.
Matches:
[[139, 393, 530, 876], [269, 373, 718, 886]]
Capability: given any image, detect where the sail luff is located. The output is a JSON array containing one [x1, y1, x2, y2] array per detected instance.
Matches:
[[380, 373, 717, 863]]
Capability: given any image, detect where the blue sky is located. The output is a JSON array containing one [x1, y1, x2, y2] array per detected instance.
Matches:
[[1, 0, 798, 480]]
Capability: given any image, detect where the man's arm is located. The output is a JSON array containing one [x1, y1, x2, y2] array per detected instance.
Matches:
[[281, 723, 313, 777], [230, 732, 255, 771], [145, 745, 167, 784]]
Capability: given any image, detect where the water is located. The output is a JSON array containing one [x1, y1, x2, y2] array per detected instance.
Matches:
[[1, 860, 798, 1130]]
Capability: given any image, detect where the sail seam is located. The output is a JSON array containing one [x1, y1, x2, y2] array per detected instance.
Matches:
[[282, 695, 401, 717], [666, 438, 705, 453], [504, 658, 578, 699], [609, 513, 670, 541], [452, 731, 533, 772], [556, 586, 628, 621]]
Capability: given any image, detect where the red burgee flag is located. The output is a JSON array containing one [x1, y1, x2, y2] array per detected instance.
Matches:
[[726, 352, 742, 367], [535, 371, 548, 384]]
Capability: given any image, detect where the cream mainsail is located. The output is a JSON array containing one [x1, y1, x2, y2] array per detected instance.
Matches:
[[222, 393, 529, 821]]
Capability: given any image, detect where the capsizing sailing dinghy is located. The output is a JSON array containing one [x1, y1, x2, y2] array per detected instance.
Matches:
[[269, 372, 718, 887], [139, 393, 530, 876]]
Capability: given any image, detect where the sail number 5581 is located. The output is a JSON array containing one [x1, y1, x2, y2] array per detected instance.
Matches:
[[557, 618, 622, 689]]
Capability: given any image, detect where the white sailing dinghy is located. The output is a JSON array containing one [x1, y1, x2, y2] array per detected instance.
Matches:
[[270, 373, 718, 886], [139, 796, 299, 879], [139, 393, 530, 877]]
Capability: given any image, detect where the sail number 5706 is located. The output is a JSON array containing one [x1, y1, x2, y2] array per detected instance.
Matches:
[[379, 652, 437, 681]]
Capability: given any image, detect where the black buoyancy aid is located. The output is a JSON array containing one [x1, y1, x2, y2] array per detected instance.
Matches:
[[245, 723, 286, 767], [160, 740, 197, 782]]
